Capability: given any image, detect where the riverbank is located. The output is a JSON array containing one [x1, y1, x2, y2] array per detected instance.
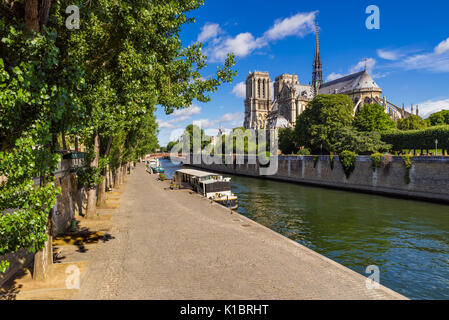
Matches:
[[74, 163, 405, 299], [186, 155, 449, 204]]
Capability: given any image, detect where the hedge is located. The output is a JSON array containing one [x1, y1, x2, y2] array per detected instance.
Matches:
[[381, 125, 449, 151]]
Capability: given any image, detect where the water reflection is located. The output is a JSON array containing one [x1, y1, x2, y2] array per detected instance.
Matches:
[[160, 159, 449, 299]]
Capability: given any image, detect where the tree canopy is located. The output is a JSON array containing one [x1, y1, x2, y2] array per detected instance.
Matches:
[[426, 110, 449, 126], [0, 0, 236, 273], [353, 103, 396, 132], [397, 114, 427, 131], [295, 94, 354, 153]]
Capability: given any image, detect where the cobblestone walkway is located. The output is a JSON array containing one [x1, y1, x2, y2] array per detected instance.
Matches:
[[75, 164, 406, 300]]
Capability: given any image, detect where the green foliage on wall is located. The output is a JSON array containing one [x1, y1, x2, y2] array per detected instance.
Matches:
[[339, 151, 357, 179], [370, 152, 383, 170], [313, 156, 319, 168], [401, 154, 413, 184]]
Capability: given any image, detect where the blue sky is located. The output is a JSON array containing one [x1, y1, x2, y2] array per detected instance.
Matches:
[[156, 0, 449, 146]]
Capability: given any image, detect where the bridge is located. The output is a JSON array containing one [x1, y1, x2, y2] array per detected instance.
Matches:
[[143, 153, 186, 160]]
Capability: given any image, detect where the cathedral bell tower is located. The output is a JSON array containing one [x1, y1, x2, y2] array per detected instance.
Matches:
[[243, 71, 271, 129], [312, 18, 323, 94]]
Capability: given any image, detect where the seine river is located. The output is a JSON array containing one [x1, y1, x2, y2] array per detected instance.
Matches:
[[161, 159, 449, 300]]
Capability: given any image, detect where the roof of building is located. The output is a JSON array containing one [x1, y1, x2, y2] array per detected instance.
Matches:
[[319, 70, 381, 95], [293, 84, 314, 99], [175, 169, 219, 178], [268, 114, 293, 129]]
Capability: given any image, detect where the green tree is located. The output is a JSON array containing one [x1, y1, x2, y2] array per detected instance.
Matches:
[[166, 141, 178, 152], [295, 94, 354, 153], [353, 103, 396, 132], [183, 124, 211, 153], [427, 110, 449, 126], [333, 128, 391, 154], [397, 114, 427, 131], [1, 0, 236, 275], [278, 128, 298, 154]]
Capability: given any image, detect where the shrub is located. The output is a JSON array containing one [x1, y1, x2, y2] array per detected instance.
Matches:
[[297, 148, 311, 155], [370, 152, 382, 170], [329, 155, 335, 170], [401, 154, 412, 184], [381, 125, 449, 151], [339, 150, 357, 179], [313, 155, 319, 168]]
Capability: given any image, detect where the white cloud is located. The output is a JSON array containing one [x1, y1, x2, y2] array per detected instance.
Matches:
[[197, 23, 223, 43], [435, 37, 449, 55], [157, 105, 202, 129], [232, 82, 246, 98], [263, 11, 317, 41], [391, 37, 449, 73], [208, 32, 266, 61], [416, 98, 449, 118], [349, 58, 376, 74], [157, 120, 177, 129], [171, 105, 201, 120], [377, 49, 404, 61], [219, 112, 243, 123], [200, 11, 318, 62], [326, 72, 344, 82], [193, 112, 243, 129]]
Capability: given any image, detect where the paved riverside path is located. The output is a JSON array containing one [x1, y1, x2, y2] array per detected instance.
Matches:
[[75, 164, 406, 300]]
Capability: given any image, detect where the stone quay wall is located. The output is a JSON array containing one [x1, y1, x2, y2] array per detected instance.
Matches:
[[187, 155, 449, 203], [1, 159, 82, 286]]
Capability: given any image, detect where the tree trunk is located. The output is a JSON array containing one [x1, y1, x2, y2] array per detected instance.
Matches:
[[38, 0, 52, 27], [97, 176, 106, 206], [108, 165, 113, 189], [33, 237, 52, 281], [25, 0, 40, 33], [75, 136, 79, 152], [61, 132, 67, 150], [86, 134, 100, 218], [115, 167, 120, 187], [33, 208, 53, 281]]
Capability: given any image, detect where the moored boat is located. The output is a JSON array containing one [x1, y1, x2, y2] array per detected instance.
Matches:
[[171, 169, 238, 209], [146, 158, 164, 174]]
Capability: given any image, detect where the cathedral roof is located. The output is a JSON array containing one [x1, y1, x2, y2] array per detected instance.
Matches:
[[269, 115, 292, 129], [293, 84, 314, 99], [319, 70, 381, 95]]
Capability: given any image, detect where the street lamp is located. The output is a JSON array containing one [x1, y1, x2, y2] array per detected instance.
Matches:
[[435, 139, 438, 156]]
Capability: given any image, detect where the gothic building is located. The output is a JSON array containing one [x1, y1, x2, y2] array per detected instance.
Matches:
[[243, 20, 412, 130]]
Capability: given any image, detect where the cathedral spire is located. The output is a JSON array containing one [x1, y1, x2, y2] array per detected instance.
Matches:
[[312, 17, 323, 94]]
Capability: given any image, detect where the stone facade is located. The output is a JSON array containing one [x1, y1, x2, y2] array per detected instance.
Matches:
[[243, 71, 272, 129]]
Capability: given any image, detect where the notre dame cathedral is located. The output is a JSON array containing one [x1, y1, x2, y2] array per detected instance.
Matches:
[[243, 20, 416, 130]]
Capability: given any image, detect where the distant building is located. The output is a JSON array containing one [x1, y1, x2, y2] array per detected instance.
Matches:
[[243, 19, 414, 130]]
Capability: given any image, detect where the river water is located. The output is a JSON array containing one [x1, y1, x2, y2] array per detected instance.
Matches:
[[161, 159, 449, 300]]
